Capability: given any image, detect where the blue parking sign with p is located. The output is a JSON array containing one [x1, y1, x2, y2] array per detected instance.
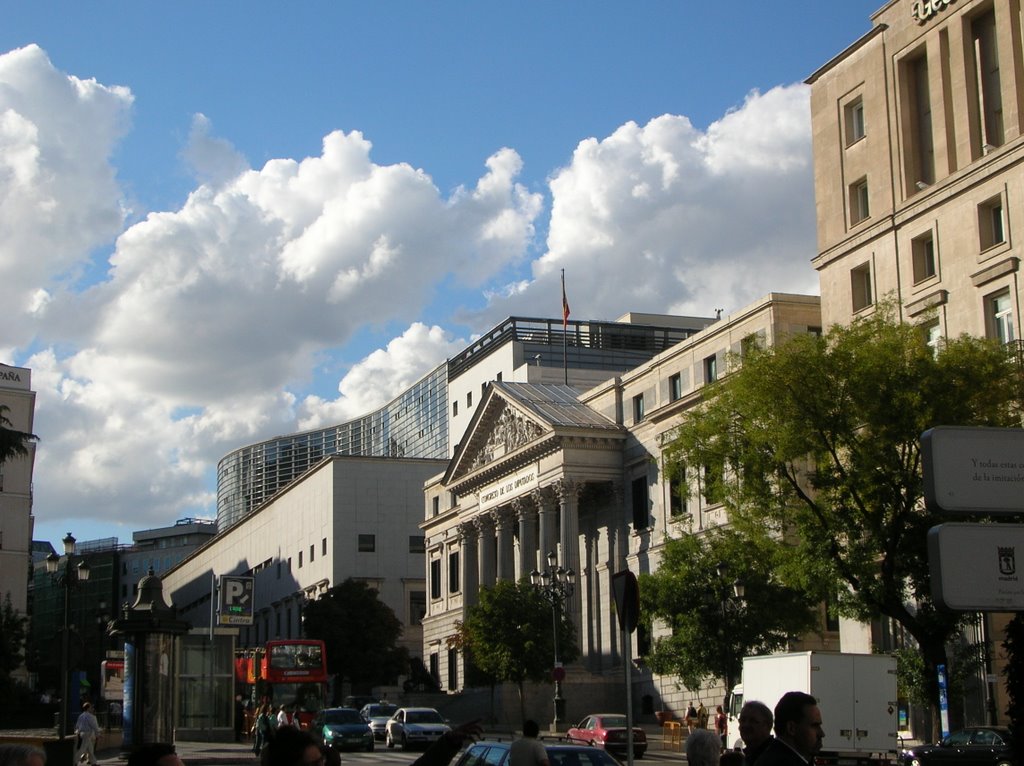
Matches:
[[219, 575, 254, 625]]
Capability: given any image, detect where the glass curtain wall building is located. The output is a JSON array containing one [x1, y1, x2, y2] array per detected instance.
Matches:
[[216, 314, 707, 530]]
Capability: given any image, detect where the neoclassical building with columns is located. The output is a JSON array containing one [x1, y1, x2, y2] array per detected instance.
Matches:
[[420, 293, 829, 721]]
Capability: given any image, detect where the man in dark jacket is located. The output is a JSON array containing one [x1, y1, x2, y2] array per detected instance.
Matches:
[[738, 700, 774, 766], [755, 692, 824, 766]]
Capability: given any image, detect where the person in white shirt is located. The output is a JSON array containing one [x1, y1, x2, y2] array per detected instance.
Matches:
[[75, 702, 102, 766], [509, 720, 549, 766]]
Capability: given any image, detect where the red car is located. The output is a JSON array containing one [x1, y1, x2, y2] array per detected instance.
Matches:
[[567, 714, 647, 759]]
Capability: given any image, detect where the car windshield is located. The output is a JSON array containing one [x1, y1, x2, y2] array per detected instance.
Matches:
[[407, 710, 444, 724], [600, 716, 627, 728], [325, 710, 363, 724]]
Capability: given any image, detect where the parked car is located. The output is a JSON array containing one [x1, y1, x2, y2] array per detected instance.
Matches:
[[567, 714, 647, 759], [385, 706, 451, 751], [454, 741, 622, 766], [311, 707, 374, 752], [361, 702, 399, 741], [902, 727, 1015, 766]]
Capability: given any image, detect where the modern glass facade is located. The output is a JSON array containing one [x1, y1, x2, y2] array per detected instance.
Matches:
[[216, 315, 706, 530], [217, 364, 448, 528]]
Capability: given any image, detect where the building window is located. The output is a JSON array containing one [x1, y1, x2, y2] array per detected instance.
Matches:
[[703, 462, 724, 506], [452, 401, 458, 417], [277, 561, 282, 579], [669, 468, 686, 518], [851, 263, 873, 312], [430, 653, 440, 687], [631, 476, 649, 530], [971, 9, 1004, 152], [358, 534, 376, 553], [922, 320, 942, 357], [978, 196, 1006, 251], [467, 391, 472, 407], [845, 97, 865, 145], [448, 551, 460, 594], [447, 648, 458, 691], [309, 545, 314, 563], [850, 177, 870, 224], [903, 52, 934, 188], [409, 535, 425, 554], [912, 231, 936, 283], [703, 354, 718, 384], [298, 551, 303, 568], [432, 496, 440, 516], [322, 538, 327, 556], [987, 291, 1015, 344], [430, 558, 442, 599], [632, 393, 645, 423], [410, 591, 426, 625], [669, 372, 682, 402]]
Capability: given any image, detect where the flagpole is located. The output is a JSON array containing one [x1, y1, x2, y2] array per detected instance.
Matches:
[[561, 269, 569, 385]]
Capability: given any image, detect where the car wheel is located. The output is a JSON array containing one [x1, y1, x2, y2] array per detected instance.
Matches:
[[386, 732, 395, 749]]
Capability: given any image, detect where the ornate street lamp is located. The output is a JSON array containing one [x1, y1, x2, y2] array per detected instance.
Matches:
[[45, 532, 91, 738], [531, 550, 575, 729]]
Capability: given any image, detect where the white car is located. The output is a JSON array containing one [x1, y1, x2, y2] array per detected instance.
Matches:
[[385, 706, 451, 751]]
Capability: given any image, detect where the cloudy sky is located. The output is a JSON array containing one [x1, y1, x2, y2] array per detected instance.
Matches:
[[1, 2, 879, 548]]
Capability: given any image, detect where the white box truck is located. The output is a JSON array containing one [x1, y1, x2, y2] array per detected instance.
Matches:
[[727, 652, 898, 764]]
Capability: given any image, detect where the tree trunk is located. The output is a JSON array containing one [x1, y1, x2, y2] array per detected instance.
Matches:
[[1002, 615, 1024, 760]]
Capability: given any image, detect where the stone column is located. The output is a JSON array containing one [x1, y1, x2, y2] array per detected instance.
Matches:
[[532, 487, 557, 569], [555, 478, 583, 639], [459, 521, 479, 607], [476, 514, 496, 588], [494, 507, 515, 582], [513, 497, 537, 581]]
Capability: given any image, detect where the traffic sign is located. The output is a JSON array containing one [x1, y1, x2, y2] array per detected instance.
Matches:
[[219, 575, 255, 625]]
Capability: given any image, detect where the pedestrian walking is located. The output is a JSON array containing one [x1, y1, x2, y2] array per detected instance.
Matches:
[[74, 702, 102, 766], [698, 702, 709, 730], [715, 704, 728, 748], [686, 702, 698, 734], [253, 703, 274, 755], [509, 720, 550, 766]]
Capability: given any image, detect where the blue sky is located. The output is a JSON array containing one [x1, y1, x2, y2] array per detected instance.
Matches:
[[0, 2, 879, 548]]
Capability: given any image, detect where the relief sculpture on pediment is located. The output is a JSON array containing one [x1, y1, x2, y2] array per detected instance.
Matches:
[[470, 405, 544, 469]]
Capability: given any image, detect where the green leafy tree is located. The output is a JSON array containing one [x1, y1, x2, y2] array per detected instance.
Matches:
[[662, 307, 1021, 738], [0, 404, 37, 465], [451, 580, 578, 725], [639, 525, 819, 705], [0, 593, 27, 697], [302, 579, 409, 700]]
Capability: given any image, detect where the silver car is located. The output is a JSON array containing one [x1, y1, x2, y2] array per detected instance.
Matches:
[[384, 706, 451, 751], [360, 702, 398, 742]]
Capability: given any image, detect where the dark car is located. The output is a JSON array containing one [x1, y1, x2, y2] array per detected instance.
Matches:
[[902, 727, 1015, 766], [455, 741, 622, 766], [567, 714, 647, 759], [311, 707, 374, 752]]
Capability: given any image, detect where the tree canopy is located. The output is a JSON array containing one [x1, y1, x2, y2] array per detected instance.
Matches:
[[0, 593, 27, 693], [0, 404, 37, 466], [302, 579, 408, 698], [451, 579, 578, 723], [639, 525, 819, 700], [662, 307, 1022, 731]]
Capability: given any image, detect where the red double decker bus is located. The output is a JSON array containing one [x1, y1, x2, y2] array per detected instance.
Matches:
[[236, 639, 329, 730]]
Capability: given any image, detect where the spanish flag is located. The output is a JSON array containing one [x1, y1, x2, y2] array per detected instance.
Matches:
[[561, 270, 570, 328]]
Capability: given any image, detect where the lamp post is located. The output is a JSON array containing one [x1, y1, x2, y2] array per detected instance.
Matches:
[[715, 562, 745, 710], [531, 550, 575, 729], [45, 532, 91, 738]]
